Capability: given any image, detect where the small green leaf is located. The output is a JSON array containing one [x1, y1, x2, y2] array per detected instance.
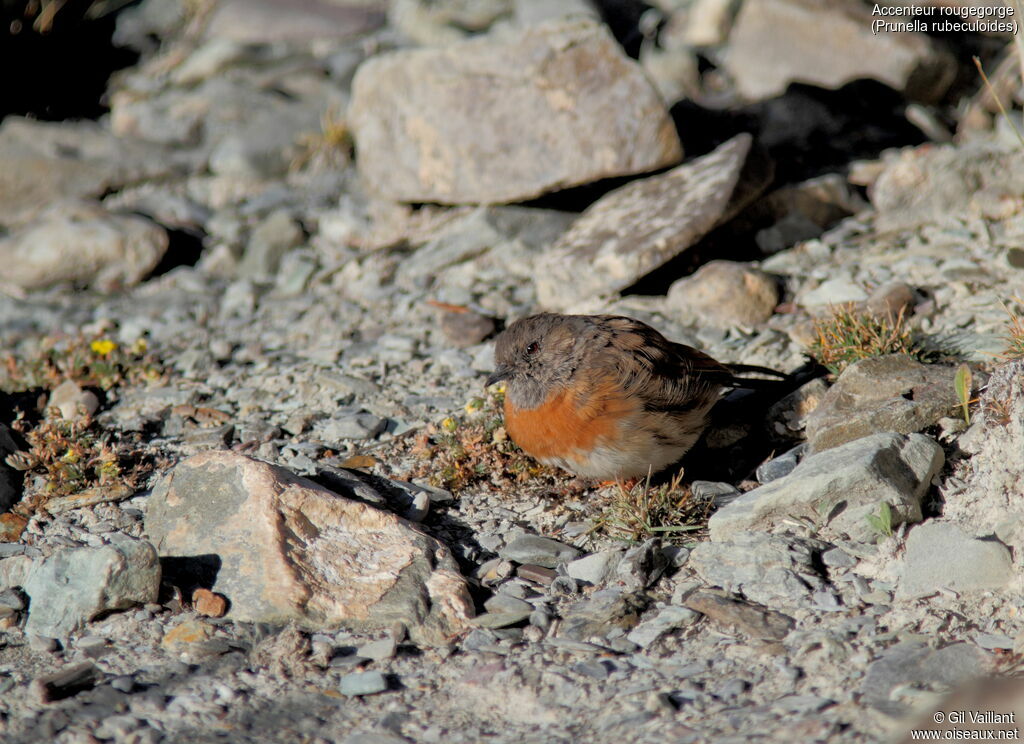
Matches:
[[954, 363, 972, 425]]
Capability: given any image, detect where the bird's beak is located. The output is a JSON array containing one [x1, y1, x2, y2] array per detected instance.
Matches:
[[485, 365, 512, 387]]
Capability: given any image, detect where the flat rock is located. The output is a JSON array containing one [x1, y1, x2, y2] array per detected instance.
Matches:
[[725, 0, 954, 102], [0, 200, 168, 291], [145, 451, 474, 645], [897, 521, 1013, 599], [625, 606, 700, 647], [348, 18, 681, 204], [498, 534, 580, 569], [666, 260, 778, 329], [536, 134, 768, 310], [861, 640, 991, 717], [338, 670, 389, 697], [805, 355, 967, 452], [205, 0, 385, 43], [708, 432, 944, 543], [557, 589, 646, 642], [684, 590, 794, 641], [689, 533, 830, 610], [23, 534, 160, 639]]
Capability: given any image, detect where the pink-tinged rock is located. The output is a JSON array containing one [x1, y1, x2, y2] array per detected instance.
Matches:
[[145, 451, 473, 645]]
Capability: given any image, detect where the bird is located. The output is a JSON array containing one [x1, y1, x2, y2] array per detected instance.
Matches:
[[486, 313, 790, 480]]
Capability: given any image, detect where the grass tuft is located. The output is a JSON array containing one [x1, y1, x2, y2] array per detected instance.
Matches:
[[590, 470, 709, 545], [808, 304, 922, 375]]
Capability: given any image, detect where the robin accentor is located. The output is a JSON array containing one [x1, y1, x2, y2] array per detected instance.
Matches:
[[486, 313, 787, 480]]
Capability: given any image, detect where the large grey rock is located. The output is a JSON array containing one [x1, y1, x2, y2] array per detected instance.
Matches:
[[536, 134, 767, 310], [861, 640, 991, 717], [349, 18, 681, 204], [708, 432, 944, 543], [689, 533, 829, 610], [805, 355, 967, 452], [145, 451, 473, 645], [725, 0, 955, 102], [897, 521, 1013, 600], [0, 201, 168, 291], [871, 144, 1024, 230], [0, 117, 174, 227], [23, 534, 160, 638]]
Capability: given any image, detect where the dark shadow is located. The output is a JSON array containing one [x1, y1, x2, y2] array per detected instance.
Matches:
[[591, 0, 656, 59], [145, 228, 207, 279], [0, 1, 140, 121], [159, 554, 223, 601], [677, 359, 828, 483]]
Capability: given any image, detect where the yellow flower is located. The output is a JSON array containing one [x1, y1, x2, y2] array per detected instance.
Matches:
[[464, 398, 485, 414], [90, 339, 117, 357], [131, 338, 148, 354], [441, 417, 458, 432]]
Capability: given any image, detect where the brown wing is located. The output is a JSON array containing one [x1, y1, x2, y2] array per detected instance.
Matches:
[[589, 316, 732, 413]]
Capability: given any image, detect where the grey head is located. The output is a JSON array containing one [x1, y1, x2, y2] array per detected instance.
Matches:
[[486, 313, 592, 409]]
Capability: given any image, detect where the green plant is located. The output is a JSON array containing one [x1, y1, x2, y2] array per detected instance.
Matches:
[[809, 305, 922, 374], [7, 409, 152, 516], [954, 363, 973, 425], [1, 335, 162, 394], [590, 470, 709, 545], [865, 501, 894, 539]]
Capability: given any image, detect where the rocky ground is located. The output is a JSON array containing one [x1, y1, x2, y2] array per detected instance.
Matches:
[[2, 0, 1024, 742]]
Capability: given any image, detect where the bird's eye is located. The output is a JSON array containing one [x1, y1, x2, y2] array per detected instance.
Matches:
[[526, 341, 540, 355]]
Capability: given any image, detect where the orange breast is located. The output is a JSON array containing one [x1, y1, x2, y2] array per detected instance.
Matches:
[[504, 379, 635, 464]]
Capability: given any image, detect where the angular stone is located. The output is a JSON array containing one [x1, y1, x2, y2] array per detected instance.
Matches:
[[897, 521, 1013, 599], [725, 0, 954, 102], [708, 433, 944, 543], [349, 18, 681, 204], [536, 135, 768, 310], [805, 355, 967, 452], [145, 451, 473, 645], [684, 590, 794, 641], [625, 606, 700, 647], [24, 534, 160, 638], [338, 670, 388, 697], [566, 550, 624, 586], [498, 534, 580, 569], [861, 640, 991, 717], [689, 533, 829, 609], [666, 260, 779, 329], [0, 201, 168, 292], [557, 589, 647, 642]]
